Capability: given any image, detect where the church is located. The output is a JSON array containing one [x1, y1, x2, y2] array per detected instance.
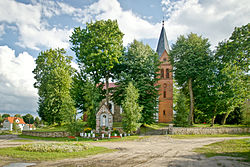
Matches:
[[97, 21, 173, 124], [155, 21, 173, 123]]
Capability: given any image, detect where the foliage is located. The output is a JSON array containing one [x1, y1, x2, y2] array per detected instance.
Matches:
[[0, 114, 3, 124], [0, 146, 112, 161], [34, 117, 40, 127], [122, 82, 143, 133], [2, 114, 10, 119], [32, 48, 76, 125], [170, 33, 212, 125], [14, 114, 22, 118], [113, 40, 160, 124], [18, 143, 92, 153], [194, 139, 250, 162], [242, 99, 250, 125], [66, 121, 87, 136], [12, 120, 17, 132], [213, 23, 249, 124], [70, 71, 87, 114], [23, 114, 34, 124], [84, 128, 92, 133], [83, 79, 101, 129], [70, 19, 124, 106], [173, 92, 189, 127]]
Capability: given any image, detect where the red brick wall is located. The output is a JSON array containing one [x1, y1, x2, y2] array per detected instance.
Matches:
[[158, 50, 173, 123]]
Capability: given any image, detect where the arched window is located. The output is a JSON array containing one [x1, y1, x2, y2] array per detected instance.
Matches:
[[161, 69, 164, 78], [166, 69, 170, 78], [163, 110, 166, 115], [163, 90, 166, 98]]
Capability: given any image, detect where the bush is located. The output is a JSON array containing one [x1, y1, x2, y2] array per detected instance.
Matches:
[[18, 143, 92, 153], [84, 128, 92, 133], [173, 92, 189, 127], [66, 121, 87, 136]]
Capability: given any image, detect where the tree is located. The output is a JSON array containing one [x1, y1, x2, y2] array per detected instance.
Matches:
[[173, 92, 189, 127], [34, 117, 40, 127], [23, 114, 34, 124], [0, 114, 2, 124], [14, 114, 22, 118], [2, 114, 10, 119], [33, 48, 76, 125], [214, 24, 249, 124], [70, 71, 87, 114], [122, 82, 143, 133], [70, 19, 124, 108], [113, 40, 160, 124], [83, 79, 101, 129], [170, 33, 212, 125]]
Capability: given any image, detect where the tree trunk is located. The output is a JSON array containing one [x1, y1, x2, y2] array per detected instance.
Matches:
[[188, 78, 194, 125], [211, 107, 217, 127], [105, 73, 109, 110], [221, 111, 231, 125]]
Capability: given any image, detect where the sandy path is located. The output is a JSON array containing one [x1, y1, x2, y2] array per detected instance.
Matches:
[[0, 135, 249, 167]]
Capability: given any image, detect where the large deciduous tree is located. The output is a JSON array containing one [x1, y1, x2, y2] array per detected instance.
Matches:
[[122, 82, 143, 133], [33, 48, 76, 125], [22, 114, 34, 124], [213, 23, 249, 125], [170, 33, 212, 125], [70, 19, 124, 107], [113, 40, 160, 124]]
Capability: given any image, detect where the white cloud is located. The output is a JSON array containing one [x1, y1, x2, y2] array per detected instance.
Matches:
[[161, 0, 250, 47], [0, 0, 72, 50], [0, 46, 38, 113], [79, 0, 161, 46]]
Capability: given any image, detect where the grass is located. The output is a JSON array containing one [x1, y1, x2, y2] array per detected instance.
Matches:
[[19, 134, 146, 142], [194, 138, 250, 162], [192, 124, 250, 128], [10, 139, 34, 142], [33, 124, 69, 132], [170, 133, 250, 139], [0, 145, 113, 161], [145, 123, 169, 129], [113, 122, 122, 127]]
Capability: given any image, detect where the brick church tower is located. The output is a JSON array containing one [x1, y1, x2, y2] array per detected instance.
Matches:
[[156, 21, 173, 123]]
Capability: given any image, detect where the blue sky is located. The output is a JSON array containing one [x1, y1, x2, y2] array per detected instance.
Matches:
[[0, 0, 249, 117]]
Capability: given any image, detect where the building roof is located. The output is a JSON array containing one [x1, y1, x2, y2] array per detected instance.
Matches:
[[156, 21, 170, 57], [102, 83, 119, 90], [5, 117, 26, 124]]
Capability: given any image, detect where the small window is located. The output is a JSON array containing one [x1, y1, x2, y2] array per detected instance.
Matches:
[[163, 58, 166, 62], [163, 110, 166, 115], [163, 90, 166, 98], [166, 69, 170, 78], [161, 69, 164, 78]]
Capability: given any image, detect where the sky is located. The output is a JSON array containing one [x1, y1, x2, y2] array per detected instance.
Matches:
[[0, 0, 249, 117]]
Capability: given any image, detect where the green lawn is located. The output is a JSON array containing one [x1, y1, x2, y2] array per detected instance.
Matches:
[[192, 124, 250, 128], [19, 134, 146, 142], [33, 124, 69, 132], [170, 133, 250, 139], [0, 146, 113, 161], [194, 138, 250, 162]]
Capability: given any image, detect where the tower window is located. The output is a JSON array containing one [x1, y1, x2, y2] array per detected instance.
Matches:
[[166, 69, 170, 78], [161, 69, 164, 78], [163, 110, 166, 115], [163, 90, 166, 98]]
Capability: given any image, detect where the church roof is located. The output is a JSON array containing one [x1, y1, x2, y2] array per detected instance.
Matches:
[[156, 22, 170, 57]]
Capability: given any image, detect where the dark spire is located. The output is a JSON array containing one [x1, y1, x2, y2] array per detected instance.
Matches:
[[156, 20, 170, 57]]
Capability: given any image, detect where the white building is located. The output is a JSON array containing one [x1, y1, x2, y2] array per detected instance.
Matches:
[[3, 117, 35, 131]]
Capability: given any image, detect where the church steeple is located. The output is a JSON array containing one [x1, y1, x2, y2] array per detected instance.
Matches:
[[156, 20, 170, 57]]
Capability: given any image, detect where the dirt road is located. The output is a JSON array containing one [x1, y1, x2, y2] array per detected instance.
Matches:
[[1, 135, 250, 167]]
